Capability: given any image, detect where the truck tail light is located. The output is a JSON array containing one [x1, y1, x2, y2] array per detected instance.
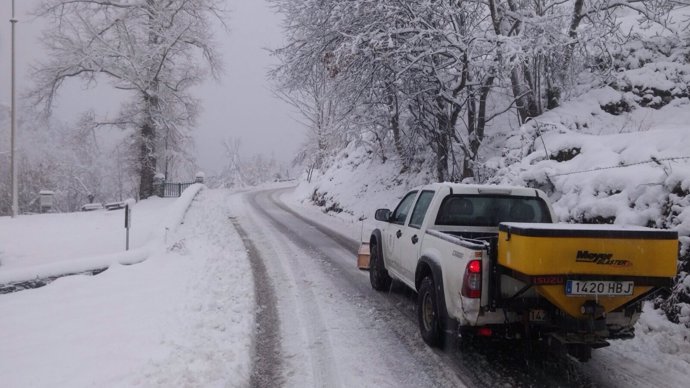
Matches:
[[462, 259, 482, 298]]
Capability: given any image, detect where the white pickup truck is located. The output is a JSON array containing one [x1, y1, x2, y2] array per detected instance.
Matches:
[[369, 183, 677, 361]]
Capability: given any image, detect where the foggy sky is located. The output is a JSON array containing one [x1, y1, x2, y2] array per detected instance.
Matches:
[[0, 0, 305, 175]]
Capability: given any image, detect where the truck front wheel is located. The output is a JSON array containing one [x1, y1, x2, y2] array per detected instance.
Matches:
[[369, 240, 391, 291], [418, 276, 442, 347]]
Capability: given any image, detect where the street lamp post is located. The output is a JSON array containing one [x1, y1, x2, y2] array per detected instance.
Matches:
[[10, 0, 18, 217]]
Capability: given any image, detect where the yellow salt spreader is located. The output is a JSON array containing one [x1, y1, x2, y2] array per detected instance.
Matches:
[[494, 222, 677, 360]]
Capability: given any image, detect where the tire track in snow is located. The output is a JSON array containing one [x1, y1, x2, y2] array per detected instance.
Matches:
[[239, 194, 342, 387], [267, 229, 343, 387], [231, 218, 283, 388]]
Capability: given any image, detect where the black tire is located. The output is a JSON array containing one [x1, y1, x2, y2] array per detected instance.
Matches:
[[369, 240, 391, 291], [418, 276, 443, 347]]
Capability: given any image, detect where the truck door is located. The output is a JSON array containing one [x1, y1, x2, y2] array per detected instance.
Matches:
[[398, 191, 435, 282], [385, 191, 418, 277]]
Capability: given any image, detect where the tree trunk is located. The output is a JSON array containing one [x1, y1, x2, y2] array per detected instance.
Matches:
[[547, 0, 584, 111], [464, 81, 477, 180], [463, 76, 495, 180], [139, 0, 158, 199], [509, 64, 541, 123], [510, 68, 529, 123], [523, 62, 541, 117], [139, 94, 157, 199], [564, 0, 585, 73], [490, 0, 541, 124], [387, 92, 404, 167], [434, 101, 454, 182], [435, 132, 449, 182]]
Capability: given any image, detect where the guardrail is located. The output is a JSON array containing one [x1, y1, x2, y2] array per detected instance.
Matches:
[[161, 182, 194, 197]]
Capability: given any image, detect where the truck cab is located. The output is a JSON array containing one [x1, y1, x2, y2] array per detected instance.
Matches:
[[372, 183, 553, 288]]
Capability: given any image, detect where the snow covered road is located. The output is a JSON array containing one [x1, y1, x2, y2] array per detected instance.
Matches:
[[230, 188, 467, 387]]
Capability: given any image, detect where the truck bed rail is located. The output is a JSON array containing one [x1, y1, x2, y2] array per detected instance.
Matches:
[[425, 229, 488, 250]]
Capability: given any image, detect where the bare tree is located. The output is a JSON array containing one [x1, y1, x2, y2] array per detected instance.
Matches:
[[30, 0, 225, 198], [486, 0, 679, 123], [220, 137, 246, 188], [271, 0, 684, 183]]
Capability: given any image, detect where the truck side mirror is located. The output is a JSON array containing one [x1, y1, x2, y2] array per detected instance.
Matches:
[[375, 209, 392, 222]]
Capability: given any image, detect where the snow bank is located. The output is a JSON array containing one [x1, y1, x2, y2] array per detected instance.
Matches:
[[608, 302, 690, 373], [292, 140, 433, 221], [496, 127, 690, 226], [285, 141, 440, 243]]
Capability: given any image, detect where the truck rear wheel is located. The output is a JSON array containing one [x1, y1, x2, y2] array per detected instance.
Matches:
[[369, 240, 391, 291], [418, 276, 442, 347]]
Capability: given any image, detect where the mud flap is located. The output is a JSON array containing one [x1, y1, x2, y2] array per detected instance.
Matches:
[[357, 242, 370, 270]]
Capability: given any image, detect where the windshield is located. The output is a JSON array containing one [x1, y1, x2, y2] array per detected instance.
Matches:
[[435, 194, 552, 227]]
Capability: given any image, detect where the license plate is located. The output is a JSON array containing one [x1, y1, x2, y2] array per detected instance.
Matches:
[[565, 280, 634, 296]]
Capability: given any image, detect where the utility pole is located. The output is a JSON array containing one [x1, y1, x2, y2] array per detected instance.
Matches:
[[10, 0, 18, 217]]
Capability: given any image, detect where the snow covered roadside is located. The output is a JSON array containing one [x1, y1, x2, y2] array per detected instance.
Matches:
[[582, 303, 690, 388], [0, 188, 254, 387], [610, 304, 690, 371], [0, 185, 202, 285], [283, 149, 425, 245], [0, 196, 177, 270]]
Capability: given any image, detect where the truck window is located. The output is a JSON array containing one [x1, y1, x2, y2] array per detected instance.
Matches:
[[435, 195, 552, 226], [409, 191, 435, 229], [391, 191, 418, 225]]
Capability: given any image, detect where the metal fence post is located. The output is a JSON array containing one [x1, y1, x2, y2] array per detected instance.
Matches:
[[124, 203, 131, 250]]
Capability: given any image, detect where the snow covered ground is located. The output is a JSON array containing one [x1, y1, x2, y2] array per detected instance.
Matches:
[[0, 197, 175, 270], [0, 187, 253, 387]]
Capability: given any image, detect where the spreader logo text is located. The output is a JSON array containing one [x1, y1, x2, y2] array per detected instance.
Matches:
[[576, 250, 632, 267]]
